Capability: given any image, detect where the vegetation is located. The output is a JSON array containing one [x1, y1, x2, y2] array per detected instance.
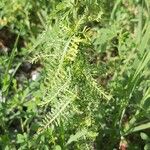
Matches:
[[0, 0, 150, 149]]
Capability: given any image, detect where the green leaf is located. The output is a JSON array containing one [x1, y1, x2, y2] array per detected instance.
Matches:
[[17, 134, 25, 144], [54, 145, 61, 150], [131, 122, 150, 133], [140, 132, 149, 141], [144, 144, 150, 150], [66, 129, 87, 145]]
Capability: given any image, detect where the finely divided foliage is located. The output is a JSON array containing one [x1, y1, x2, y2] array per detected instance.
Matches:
[[0, 0, 150, 149]]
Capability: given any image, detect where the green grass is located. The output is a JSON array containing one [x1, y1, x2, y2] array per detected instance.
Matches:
[[0, 0, 150, 149]]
